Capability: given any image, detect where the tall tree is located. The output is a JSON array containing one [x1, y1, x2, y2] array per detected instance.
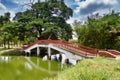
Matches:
[[14, 0, 73, 40], [0, 12, 11, 48]]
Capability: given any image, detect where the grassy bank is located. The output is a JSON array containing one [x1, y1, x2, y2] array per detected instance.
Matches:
[[0, 48, 24, 56], [46, 57, 120, 80]]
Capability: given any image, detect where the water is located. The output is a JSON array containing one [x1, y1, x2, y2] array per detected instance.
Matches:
[[0, 56, 63, 80]]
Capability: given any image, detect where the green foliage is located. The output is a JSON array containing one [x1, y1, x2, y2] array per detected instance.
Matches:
[[31, 0, 73, 20], [0, 12, 37, 47], [0, 12, 13, 48], [47, 57, 120, 80], [0, 0, 73, 47], [74, 12, 120, 49], [13, 0, 73, 40]]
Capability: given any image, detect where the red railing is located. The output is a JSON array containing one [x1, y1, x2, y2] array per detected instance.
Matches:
[[54, 43, 97, 57], [98, 52, 116, 58], [107, 50, 120, 55]]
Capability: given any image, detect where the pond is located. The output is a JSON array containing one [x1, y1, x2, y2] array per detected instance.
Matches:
[[0, 56, 64, 80]]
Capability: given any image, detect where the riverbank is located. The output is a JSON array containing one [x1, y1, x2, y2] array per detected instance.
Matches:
[[46, 57, 120, 80], [0, 47, 23, 56], [0, 48, 15, 54]]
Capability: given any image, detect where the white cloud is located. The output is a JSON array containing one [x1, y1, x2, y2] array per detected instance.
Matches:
[[66, 17, 81, 27], [66, 17, 75, 26], [9, 10, 15, 21], [0, 3, 7, 15], [13, 0, 36, 4], [74, 0, 118, 14], [103, 0, 117, 5], [12, 0, 46, 11], [0, 3, 15, 20], [0, 3, 6, 10], [70, 0, 119, 22], [13, 0, 46, 5]]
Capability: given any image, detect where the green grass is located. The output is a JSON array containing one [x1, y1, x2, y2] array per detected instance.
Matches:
[[46, 57, 120, 80]]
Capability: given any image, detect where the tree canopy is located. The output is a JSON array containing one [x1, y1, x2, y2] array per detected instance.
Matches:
[[74, 12, 120, 50], [14, 0, 73, 41], [0, 0, 73, 48]]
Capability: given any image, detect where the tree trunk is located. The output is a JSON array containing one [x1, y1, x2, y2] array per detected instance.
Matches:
[[7, 40, 10, 49], [4, 41, 6, 48]]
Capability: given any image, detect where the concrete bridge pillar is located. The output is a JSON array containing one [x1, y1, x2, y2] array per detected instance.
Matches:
[[29, 51, 31, 56], [48, 47, 51, 59], [37, 47, 40, 56]]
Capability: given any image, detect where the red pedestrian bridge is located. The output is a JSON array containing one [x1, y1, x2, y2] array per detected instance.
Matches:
[[22, 39, 120, 60]]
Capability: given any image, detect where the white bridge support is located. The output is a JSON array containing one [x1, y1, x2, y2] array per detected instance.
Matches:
[[37, 47, 40, 56], [48, 47, 51, 59], [48, 44, 83, 60], [24, 44, 83, 60]]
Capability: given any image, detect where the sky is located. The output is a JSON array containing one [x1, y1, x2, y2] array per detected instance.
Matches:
[[0, 0, 120, 24]]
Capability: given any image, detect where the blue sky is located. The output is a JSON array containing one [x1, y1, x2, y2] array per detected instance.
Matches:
[[0, 0, 120, 24]]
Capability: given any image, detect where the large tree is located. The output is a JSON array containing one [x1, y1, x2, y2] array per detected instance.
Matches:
[[14, 0, 73, 41]]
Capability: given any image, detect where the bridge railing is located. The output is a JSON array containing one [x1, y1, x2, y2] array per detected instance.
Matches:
[[53, 43, 97, 57], [107, 50, 120, 55], [55, 41, 98, 54]]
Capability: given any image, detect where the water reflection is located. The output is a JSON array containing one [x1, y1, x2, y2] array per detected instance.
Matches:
[[0, 56, 10, 62], [0, 56, 64, 79], [37, 57, 39, 66], [25, 62, 33, 70], [24, 56, 63, 74]]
